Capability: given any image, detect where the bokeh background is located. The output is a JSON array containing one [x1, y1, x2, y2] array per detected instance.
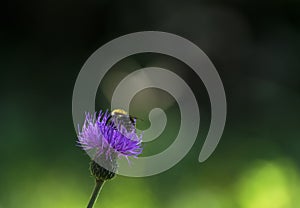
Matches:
[[1, 0, 300, 208]]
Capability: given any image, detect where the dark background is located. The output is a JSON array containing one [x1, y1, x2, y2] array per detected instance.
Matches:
[[1, 1, 300, 207]]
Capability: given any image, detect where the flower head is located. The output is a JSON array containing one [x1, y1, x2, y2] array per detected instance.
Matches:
[[77, 110, 143, 163]]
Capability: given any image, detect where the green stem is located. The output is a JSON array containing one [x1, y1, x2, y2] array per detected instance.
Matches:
[[87, 179, 105, 208]]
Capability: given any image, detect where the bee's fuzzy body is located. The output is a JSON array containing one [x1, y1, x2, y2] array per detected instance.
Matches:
[[110, 109, 136, 132]]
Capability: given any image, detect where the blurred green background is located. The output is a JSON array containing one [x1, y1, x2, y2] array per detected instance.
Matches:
[[1, 0, 300, 208]]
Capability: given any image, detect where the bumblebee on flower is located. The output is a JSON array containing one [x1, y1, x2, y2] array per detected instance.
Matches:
[[77, 109, 143, 207]]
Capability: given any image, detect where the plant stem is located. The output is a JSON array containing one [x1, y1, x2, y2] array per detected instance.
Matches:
[[87, 179, 105, 208]]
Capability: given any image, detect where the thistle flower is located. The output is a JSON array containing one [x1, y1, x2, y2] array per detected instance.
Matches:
[[77, 109, 143, 208], [78, 111, 142, 159]]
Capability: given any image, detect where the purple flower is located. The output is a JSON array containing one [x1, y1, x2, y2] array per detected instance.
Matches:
[[77, 110, 143, 162]]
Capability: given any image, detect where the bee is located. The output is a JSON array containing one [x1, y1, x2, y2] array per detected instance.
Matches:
[[108, 109, 137, 132]]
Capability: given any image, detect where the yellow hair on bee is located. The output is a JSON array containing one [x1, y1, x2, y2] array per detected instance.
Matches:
[[111, 109, 128, 116]]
